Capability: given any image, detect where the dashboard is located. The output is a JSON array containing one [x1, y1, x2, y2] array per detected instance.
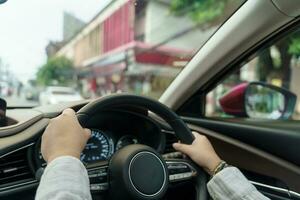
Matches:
[[35, 128, 154, 168], [0, 102, 177, 200], [33, 109, 165, 169]]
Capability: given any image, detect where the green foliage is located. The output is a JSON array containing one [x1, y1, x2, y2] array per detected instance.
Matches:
[[170, 0, 233, 24], [289, 37, 300, 57], [36, 56, 74, 86], [170, 0, 228, 25]]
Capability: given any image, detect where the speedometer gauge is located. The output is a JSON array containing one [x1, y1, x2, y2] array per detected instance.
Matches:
[[80, 129, 114, 163]]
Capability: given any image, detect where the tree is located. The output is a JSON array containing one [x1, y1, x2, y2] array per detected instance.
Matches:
[[170, 0, 236, 28], [36, 56, 75, 86], [170, 0, 300, 89], [255, 28, 300, 89]]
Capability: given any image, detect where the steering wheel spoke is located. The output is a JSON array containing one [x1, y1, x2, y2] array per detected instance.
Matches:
[[165, 159, 197, 183], [86, 161, 109, 192]]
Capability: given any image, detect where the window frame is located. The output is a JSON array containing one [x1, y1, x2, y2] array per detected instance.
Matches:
[[177, 18, 300, 119]]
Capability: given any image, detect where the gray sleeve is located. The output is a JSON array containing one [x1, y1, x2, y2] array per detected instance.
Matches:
[[35, 156, 92, 200], [207, 167, 270, 200]]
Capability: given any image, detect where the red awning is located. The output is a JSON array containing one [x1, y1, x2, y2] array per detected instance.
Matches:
[[135, 51, 190, 66]]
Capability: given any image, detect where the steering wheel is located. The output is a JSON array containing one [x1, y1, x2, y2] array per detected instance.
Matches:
[[77, 94, 208, 200]]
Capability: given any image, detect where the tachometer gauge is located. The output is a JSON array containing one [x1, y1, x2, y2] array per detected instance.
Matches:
[[80, 129, 114, 163], [116, 135, 139, 151]]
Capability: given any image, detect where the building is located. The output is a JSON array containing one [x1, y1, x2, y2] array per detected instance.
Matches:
[[45, 41, 66, 58], [46, 12, 86, 59], [54, 0, 216, 98], [63, 12, 86, 42]]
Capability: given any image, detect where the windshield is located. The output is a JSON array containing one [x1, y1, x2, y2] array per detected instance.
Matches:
[[0, 0, 245, 107]]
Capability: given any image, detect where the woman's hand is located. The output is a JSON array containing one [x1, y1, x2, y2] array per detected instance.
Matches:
[[41, 108, 91, 164], [173, 132, 221, 175]]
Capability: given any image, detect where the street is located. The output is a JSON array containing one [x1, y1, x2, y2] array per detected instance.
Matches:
[[4, 94, 39, 107]]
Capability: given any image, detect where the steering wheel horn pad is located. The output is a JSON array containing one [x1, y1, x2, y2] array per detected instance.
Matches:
[[109, 144, 168, 200]]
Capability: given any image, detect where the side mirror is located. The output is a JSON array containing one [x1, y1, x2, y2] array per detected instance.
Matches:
[[0, 0, 7, 4], [219, 82, 297, 120]]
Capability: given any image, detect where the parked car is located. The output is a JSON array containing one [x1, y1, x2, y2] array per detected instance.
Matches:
[[39, 86, 83, 105]]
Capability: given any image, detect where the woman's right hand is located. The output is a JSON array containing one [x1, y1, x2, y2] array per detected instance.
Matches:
[[173, 132, 222, 175]]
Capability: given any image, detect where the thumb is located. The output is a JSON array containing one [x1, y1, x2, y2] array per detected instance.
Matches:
[[172, 142, 192, 155]]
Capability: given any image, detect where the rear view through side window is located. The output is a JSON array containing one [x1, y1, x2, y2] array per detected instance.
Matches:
[[206, 26, 300, 120]]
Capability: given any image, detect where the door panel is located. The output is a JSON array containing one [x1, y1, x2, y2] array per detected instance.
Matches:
[[184, 118, 300, 166], [184, 121, 300, 195]]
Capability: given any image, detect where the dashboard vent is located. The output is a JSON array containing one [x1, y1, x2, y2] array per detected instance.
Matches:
[[164, 130, 177, 153], [0, 146, 35, 188]]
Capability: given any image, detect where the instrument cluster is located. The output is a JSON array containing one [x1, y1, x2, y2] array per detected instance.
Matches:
[[34, 129, 142, 167], [80, 129, 139, 163]]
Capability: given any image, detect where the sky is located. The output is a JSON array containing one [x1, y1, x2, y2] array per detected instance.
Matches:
[[0, 0, 111, 83]]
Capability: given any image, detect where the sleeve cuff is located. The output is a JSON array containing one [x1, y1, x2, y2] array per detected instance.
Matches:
[[36, 156, 91, 200], [207, 167, 269, 200], [43, 156, 86, 175]]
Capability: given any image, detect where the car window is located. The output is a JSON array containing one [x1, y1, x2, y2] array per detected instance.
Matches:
[[206, 26, 300, 120]]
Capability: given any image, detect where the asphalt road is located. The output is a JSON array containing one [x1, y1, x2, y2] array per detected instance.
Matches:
[[3, 94, 40, 107]]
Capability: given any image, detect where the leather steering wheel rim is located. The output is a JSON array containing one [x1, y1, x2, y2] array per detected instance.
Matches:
[[77, 94, 208, 200], [77, 94, 195, 144]]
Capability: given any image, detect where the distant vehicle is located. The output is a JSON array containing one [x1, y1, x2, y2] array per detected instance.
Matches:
[[24, 86, 40, 101], [39, 86, 83, 105]]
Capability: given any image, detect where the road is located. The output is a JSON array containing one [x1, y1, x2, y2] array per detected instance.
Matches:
[[3, 94, 40, 107]]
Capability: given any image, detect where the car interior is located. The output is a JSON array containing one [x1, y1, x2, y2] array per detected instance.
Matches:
[[1, 0, 300, 200]]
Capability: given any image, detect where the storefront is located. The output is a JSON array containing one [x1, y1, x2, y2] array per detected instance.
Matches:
[[76, 42, 191, 98]]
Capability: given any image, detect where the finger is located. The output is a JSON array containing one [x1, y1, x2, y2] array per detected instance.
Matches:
[[172, 142, 192, 155], [84, 128, 91, 139], [192, 131, 201, 138], [62, 108, 76, 117]]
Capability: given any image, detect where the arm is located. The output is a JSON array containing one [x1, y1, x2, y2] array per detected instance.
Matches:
[[173, 132, 270, 200], [208, 167, 269, 200], [35, 156, 92, 200], [35, 109, 92, 200]]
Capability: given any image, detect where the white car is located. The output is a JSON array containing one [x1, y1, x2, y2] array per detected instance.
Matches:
[[39, 86, 83, 105]]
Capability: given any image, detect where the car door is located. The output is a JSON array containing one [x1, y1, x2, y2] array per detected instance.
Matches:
[[172, 18, 300, 200]]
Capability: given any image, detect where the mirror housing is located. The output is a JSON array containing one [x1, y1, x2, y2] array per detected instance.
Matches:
[[219, 82, 297, 120]]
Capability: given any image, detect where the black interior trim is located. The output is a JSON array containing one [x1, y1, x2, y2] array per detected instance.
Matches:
[[0, 181, 38, 198], [251, 181, 291, 200], [183, 117, 300, 166], [0, 119, 49, 157], [187, 123, 300, 192]]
